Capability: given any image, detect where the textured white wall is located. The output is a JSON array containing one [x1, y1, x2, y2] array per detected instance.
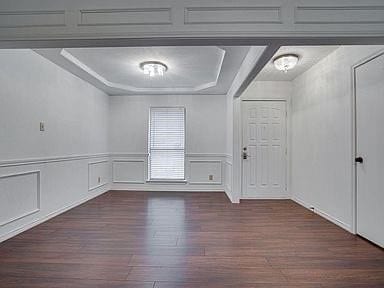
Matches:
[[109, 95, 226, 154], [0, 50, 110, 241], [0, 49, 109, 160], [109, 94, 227, 191], [241, 81, 292, 100], [225, 92, 234, 200], [291, 45, 384, 231]]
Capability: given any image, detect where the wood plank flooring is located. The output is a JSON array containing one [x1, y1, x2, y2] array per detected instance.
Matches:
[[0, 191, 383, 287]]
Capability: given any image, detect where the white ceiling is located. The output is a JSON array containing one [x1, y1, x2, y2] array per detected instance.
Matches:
[[256, 46, 339, 81], [35, 46, 251, 95]]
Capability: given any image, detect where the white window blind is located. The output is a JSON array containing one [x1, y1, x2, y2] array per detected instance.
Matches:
[[148, 107, 185, 180]]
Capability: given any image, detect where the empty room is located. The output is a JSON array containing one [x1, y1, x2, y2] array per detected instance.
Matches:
[[0, 1, 384, 287]]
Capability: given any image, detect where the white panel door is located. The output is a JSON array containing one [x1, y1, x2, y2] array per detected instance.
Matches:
[[355, 52, 384, 247], [242, 101, 286, 198]]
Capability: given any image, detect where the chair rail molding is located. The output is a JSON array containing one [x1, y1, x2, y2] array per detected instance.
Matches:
[[0, 153, 110, 168]]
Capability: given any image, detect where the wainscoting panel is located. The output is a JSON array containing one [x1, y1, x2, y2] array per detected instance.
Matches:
[[295, 5, 384, 24], [88, 160, 109, 191], [189, 160, 222, 185], [1, 1, 384, 41], [112, 159, 146, 184], [0, 171, 40, 226], [224, 159, 232, 193], [184, 6, 282, 24], [79, 8, 172, 26], [0, 154, 109, 243], [0, 10, 66, 28], [110, 153, 225, 191]]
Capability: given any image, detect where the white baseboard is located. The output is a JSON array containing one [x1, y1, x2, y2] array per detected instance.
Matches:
[[224, 189, 240, 203], [0, 186, 109, 243], [241, 196, 290, 200], [291, 196, 352, 233], [111, 183, 224, 192], [111, 188, 224, 193]]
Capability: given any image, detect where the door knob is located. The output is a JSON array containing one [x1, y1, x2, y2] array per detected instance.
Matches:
[[355, 156, 363, 163], [242, 147, 247, 160]]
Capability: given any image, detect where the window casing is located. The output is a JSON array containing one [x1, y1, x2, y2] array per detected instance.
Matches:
[[148, 107, 185, 180]]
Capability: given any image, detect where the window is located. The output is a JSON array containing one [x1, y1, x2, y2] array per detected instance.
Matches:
[[148, 107, 185, 180]]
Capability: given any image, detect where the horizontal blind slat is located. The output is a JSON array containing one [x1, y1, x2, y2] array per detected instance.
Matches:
[[149, 107, 185, 180]]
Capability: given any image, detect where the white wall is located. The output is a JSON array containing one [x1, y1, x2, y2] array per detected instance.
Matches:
[[0, 49, 110, 242], [225, 92, 234, 201], [241, 81, 292, 101], [109, 94, 227, 191], [291, 45, 384, 232]]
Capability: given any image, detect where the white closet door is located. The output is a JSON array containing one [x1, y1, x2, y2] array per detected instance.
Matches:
[[355, 52, 384, 247], [241, 101, 287, 198]]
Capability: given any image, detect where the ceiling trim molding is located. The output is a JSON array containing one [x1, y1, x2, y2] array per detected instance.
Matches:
[[59, 47, 226, 93]]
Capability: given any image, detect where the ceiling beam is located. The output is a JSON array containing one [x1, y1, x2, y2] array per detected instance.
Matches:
[[227, 44, 280, 99]]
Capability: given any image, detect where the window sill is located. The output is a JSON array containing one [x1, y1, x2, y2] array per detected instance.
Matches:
[[146, 179, 187, 184]]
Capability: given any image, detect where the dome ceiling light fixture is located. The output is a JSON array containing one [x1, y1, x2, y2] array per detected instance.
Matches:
[[140, 61, 168, 77], [273, 54, 299, 73]]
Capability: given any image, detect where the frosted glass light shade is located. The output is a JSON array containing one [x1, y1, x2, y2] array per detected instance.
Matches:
[[140, 61, 168, 77], [273, 54, 299, 73]]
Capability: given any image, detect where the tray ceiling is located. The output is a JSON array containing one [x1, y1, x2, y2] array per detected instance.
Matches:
[[35, 46, 250, 95]]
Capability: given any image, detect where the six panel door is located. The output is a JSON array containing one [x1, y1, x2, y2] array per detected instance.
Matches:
[[242, 101, 287, 198]]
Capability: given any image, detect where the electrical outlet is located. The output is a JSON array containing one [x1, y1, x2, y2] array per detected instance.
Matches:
[[39, 122, 45, 131], [209, 175, 213, 181]]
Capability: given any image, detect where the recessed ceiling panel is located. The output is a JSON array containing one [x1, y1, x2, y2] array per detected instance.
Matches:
[[35, 46, 252, 95]]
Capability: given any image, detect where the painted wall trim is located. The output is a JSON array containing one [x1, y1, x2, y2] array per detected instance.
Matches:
[[111, 186, 225, 192], [0, 187, 108, 243], [184, 6, 283, 25], [294, 5, 384, 24], [112, 159, 146, 184], [110, 152, 227, 158], [0, 170, 41, 227], [188, 159, 222, 185], [78, 8, 172, 26], [2, 0, 384, 44], [292, 196, 352, 233], [0, 153, 110, 168], [0, 10, 66, 28], [88, 160, 109, 191]]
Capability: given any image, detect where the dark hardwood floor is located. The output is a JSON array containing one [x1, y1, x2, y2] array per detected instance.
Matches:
[[0, 191, 383, 287]]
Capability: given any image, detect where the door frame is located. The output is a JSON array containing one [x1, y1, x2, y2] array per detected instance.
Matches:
[[240, 99, 288, 199], [351, 49, 384, 235]]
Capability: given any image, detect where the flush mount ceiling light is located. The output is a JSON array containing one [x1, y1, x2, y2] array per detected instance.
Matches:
[[140, 61, 168, 77], [273, 54, 299, 73]]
